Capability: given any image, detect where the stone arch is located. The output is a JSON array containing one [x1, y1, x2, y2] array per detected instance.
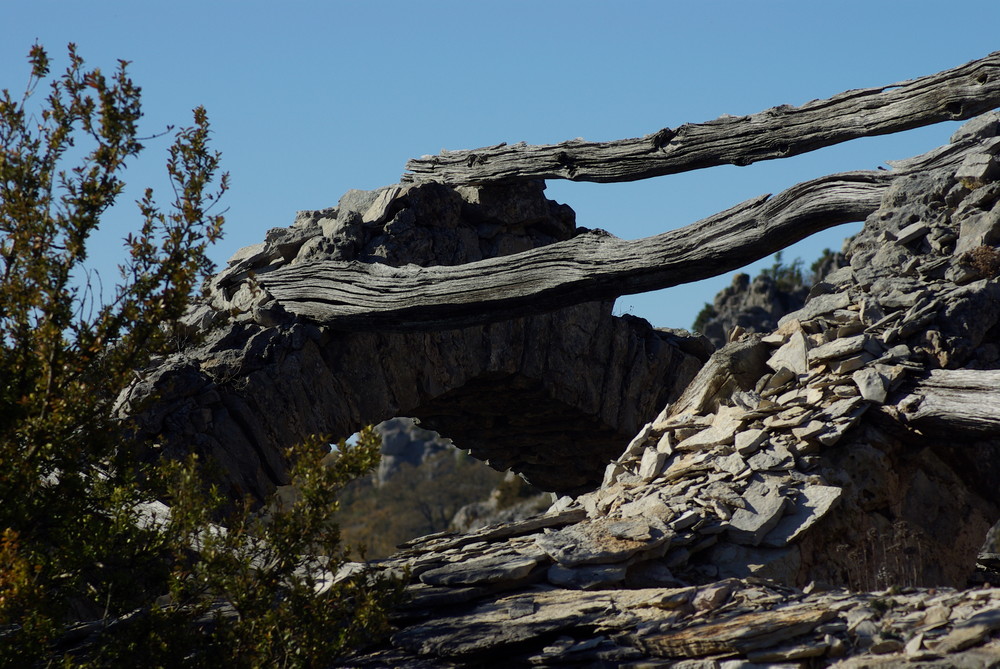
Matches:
[[119, 182, 709, 499]]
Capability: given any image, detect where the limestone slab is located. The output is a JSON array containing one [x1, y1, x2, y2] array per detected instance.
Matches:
[[807, 334, 868, 362], [747, 444, 795, 472], [852, 367, 888, 403], [534, 518, 672, 567], [419, 553, 545, 587], [727, 476, 789, 546], [779, 292, 852, 326], [734, 428, 769, 456], [767, 331, 810, 375], [639, 604, 835, 658], [761, 485, 843, 547]]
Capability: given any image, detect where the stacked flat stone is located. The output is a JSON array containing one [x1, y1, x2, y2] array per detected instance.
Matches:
[[342, 113, 1000, 667]]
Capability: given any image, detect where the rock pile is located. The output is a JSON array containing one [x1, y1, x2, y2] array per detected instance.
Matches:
[[352, 521, 1000, 667], [341, 113, 1000, 666]]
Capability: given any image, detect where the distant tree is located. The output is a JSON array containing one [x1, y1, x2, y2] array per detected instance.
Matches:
[[760, 251, 806, 293], [692, 303, 718, 335], [0, 44, 399, 667]]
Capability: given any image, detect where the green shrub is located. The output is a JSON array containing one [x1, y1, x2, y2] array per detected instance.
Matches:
[[0, 44, 400, 667]]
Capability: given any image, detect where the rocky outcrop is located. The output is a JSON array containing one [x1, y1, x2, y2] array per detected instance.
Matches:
[[696, 249, 850, 349], [335, 113, 1000, 666], [374, 418, 453, 487], [449, 471, 552, 534], [697, 272, 810, 348], [117, 181, 708, 498]]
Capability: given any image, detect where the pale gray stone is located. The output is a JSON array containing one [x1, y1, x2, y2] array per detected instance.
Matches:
[[761, 485, 843, 547], [767, 331, 810, 375], [361, 185, 405, 224], [807, 334, 868, 362], [747, 444, 795, 472], [419, 553, 545, 587], [956, 206, 1000, 254], [879, 290, 923, 309], [895, 221, 930, 245], [955, 152, 1000, 184], [622, 422, 655, 457], [639, 447, 669, 480], [670, 510, 703, 531], [734, 428, 769, 456], [618, 495, 673, 521], [852, 367, 888, 403], [535, 518, 671, 567], [763, 408, 813, 429], [828, 352, 876, 374], [692, 581, 734, 612], [824, 266, 855, 287], [821, 396, 867, 421], [791, 420, 827, 441], [932, 608, 1000, 653], [602, 462, 625, 487], [716, 452, 748, 476], [727, 476, 789, 546]]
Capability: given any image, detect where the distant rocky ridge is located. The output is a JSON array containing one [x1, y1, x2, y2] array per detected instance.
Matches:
[[695, 248, 849, 349], [375, 417, 453, 486], [334, 113, 1000, 667]]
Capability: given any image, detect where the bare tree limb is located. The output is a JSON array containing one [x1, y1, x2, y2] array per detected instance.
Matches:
[[255, 131, 987, 332], [403, 51, 1000, 184], [254, 170, 888, 331]]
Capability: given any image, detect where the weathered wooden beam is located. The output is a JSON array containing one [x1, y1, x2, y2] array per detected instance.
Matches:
[[403, 51, 1000, 184], [256, 172, 885, 331], [256, 133, 987, 332], [903, 369, 1000, 435]]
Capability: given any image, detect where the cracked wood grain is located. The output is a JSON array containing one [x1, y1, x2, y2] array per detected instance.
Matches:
[[904, 369, 1000, 435], [256, 135, 983, 332], [257, 132, 984, 332], [403, 51, 1000, 184]]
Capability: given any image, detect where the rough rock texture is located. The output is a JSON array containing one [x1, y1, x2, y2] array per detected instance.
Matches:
[[334, 113, 1000, 666], [698, 273, 810, 349], [374, 417, 453, 486], [117, 181, 708, 498], [449, 470, 552, 534], [696, 250, 849, 349]]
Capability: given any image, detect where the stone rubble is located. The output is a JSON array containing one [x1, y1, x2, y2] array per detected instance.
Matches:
[[342, 113, 1000, 666]]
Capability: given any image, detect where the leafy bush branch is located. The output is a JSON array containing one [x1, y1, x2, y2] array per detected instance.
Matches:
[[0, 44, 399, 667]]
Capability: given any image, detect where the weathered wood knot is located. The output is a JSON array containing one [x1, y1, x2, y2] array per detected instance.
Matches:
[[651, 127, 677, 150]]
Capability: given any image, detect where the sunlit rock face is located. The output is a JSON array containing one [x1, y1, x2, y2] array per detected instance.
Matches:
[[118, 179, 707, 499]]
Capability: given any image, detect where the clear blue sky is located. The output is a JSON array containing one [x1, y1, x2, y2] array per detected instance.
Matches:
[[3, 1, 999, 330]]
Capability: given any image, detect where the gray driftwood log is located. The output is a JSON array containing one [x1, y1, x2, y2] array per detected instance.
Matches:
[[256, 134, 983, 331], [403, 51, 1000, 184], [903, 369, 1000, 435]]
